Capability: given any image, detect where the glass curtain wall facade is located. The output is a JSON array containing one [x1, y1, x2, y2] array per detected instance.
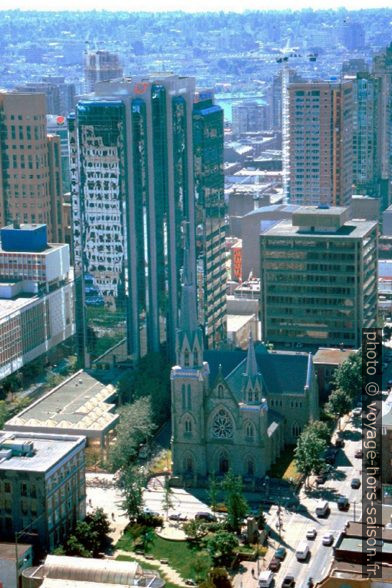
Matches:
[[69, 76, 196, 366], [193, 90, 226, 349]]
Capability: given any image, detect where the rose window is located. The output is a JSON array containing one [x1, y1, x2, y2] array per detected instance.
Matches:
[[212, 409, 233, 439]]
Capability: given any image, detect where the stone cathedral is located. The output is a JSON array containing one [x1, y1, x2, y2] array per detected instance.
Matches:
[[171, 256, 320, 488]]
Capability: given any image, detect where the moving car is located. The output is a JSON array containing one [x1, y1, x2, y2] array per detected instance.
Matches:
[[296, 541, 310, 561], [315, 500, 330, 518], [169, 513, 187, 521], [281, 576, 295, 587], [306, 528, 317, 540], [258, 571, 274, 587], [322, 533, 334, 546], [351, 478, 361, 489]]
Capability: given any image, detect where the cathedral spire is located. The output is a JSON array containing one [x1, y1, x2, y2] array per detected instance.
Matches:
[[245, 332, 258, 378], [179, 247, 198, 336]]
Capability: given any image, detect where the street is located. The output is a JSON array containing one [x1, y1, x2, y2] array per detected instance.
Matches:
[[255, 414, 363, 587]]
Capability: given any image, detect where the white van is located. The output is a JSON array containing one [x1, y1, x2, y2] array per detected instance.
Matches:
[[315, 500, 330, 518], [258, 570, 274, 587], [295, 541, 310, 561]]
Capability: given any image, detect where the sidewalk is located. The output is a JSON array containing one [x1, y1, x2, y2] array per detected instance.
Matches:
[[114, 549, 188, 587]]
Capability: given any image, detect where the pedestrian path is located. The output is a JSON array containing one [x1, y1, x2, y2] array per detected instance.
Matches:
[[114, 549, 188, 587]]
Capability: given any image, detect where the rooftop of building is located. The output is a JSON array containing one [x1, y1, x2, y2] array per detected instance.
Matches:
[[6, 370, 118, 436], [313, 347, 355, 365], [261, 217, 376, 239], [26, 554, 164, 588], [0, 295, 37, 321], [204, 345, 313, 397], [0, 431, 85, 473], [0, 542, 31, 561]]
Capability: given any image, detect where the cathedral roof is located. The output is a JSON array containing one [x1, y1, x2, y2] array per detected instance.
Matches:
[[204, 348, 312, 397]]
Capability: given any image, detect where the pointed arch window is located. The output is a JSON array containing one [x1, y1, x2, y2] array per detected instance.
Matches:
[[184, 349, 190, 367], [246, 458, 254, 476], [217, 384, 224, 398], [194, 348, 198, 366], [245, 422, 255, 441], [254, 391, 259, 402], [183, 455, 193, 474], [185, 417, 192, 434], [248, 391, 253, 403], [218, 452, 229, 474], [181, 384, 186, 411], [292, 423, 301, 438], [187, 384, 192, 410]]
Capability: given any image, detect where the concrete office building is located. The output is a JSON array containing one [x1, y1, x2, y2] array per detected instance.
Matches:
[[285, 81, 354, 207], [69, 75, 197, 364], [260, 206, 378, 349], [372, 43, 392, 210], [232, 101, 268, 137], [341, 21, 365, 50], [46, 115, 70, 194], [0, 224, 75, 381], [0, 92, 64, 242], [351, 73, 384, 206], [0, 431, 86, 551], [84, 50, 123, 93], [193, 89, 226, 348]]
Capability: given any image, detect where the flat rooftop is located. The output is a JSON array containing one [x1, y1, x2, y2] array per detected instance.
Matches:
[[261, 218, 377, 239], [313, 347, 355, 365], [6, 371, 118, 435], [0, 295, 37, 321], [0, 542, 31, 560], [227, 314, 255, 332], [0, 431, 85, 473]]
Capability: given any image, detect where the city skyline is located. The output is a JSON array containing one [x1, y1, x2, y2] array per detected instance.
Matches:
[[0, 0, 391, 12]]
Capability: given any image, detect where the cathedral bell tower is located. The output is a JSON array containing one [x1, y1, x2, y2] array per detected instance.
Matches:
[[241, 333, 263, 404], [171, 247, 209, 483]]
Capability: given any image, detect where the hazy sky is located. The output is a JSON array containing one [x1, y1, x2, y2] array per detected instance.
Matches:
[[1, 0, 391, 11]]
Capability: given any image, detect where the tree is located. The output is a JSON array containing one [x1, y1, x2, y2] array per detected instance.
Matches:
[[221, 471, 248, 533], [256, 507, 266, 531], [110, 397, 155, 471], [204, 530, 239, 566], [384, 326, 392, 341], [0, 401, 9, 429], [200, 568, 232, 588], [85, 508, 112, 556], [117, 465, 146, 521], [304, 420, 331, 444], [294, 428, 327, 488], [183, 518, 207, 542], [63, 533, 92, 558], [208, 474, 219, 512], [332, 352, 361, 401], [161, 475, 175, 519], [325, 387, 353, 429]]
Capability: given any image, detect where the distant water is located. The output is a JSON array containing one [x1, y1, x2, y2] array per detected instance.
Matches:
[[215, 93, 267, 122]]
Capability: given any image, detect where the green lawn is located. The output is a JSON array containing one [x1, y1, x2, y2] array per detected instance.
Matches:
[[268, 445, 301, 483], [117, 530, 211, 581]]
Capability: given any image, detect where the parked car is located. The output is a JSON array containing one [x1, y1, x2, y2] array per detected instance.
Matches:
[[322, 533, 334, 546], [351, 478, 361, 489], [185, 580, 197, 586], [169, 513, 187, 521], [355, 449, 363, 458], [337, 496, 350, 511], [335, 438, 345, 448], [306, 528, 317, 540], [268, 557, 281, 572], [315, 500, 330, 518], [281, 576, 295, 587], [195, 512, 216, 522], [275, 546, 287, 560]]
